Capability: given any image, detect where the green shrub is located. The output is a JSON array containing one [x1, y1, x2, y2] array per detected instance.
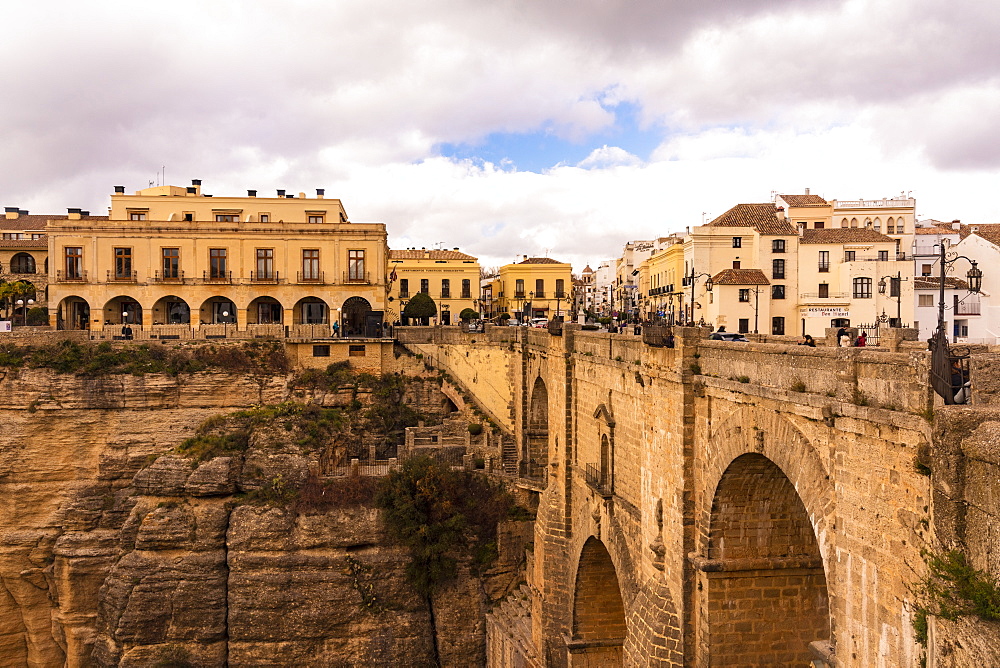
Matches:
[[468, 423, 483, 436], [913, 550, 1000, 644], [459, 308, 479, 321], [25, 307, 48, 326], [790, 379, 807, 393]]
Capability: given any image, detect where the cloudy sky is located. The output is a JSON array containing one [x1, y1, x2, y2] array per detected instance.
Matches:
[[4, 0, 1000, 271]]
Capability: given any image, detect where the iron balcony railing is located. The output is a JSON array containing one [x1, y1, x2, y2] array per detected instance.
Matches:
[[344, 271, 371, 284], [203, 271, 232, 284], [107, 270, 138, 282], [799, 291, 849, 299], [152, 270, 185, 283], [399, 290, 410, 298], [534, 291, 546, 298], [441, 290, 451, 299], [818, 262, 830, 272], [56, 270, 87, 282], [957, 300, 981, 316], [460, 291, 471, 299], [250, 270, 281, 283], [297, 271, 325, 283], [584, 463, 611, 496]]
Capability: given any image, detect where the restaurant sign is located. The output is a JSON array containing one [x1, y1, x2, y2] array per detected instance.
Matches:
[[800, 306, 849, 318]]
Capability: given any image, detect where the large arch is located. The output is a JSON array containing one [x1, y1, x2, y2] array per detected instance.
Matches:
[[103, 295, 142, 325], [340, 295, 377, 337], [524, 376, 549, 481], [152, 295, 190, 325], [701, 453, 830, 666], [57, 296, 90, 330], [198, 296, 236, 324], [293, 296, 328, 325], [247, 296, 283, 324], [9, 253, 36, 274], [569, 537, 626, 665]]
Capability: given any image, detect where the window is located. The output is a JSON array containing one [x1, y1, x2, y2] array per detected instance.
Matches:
[[739, 289, 750, 302], [348, 250, 365, 281], [850, 218, 858, 228], [302, 249, 320, 280], [399, 278, 409, 297], [853, 277, 873, 299], [772, 285, 785, 299], [555, 278, 565, 298], [738, 318, 749, 333], [183, 213, 193, 222], [313, 345, 331, 357], [890, 277, 900, 298], [732, 260, 741, 270], [256, 248, 274, 279], [308, 215, 325, 224], [515, 279, 525, 297], [772, 239, 785, 253], [535, 278, 544, 296], [209, 248, 228, 278], [772, 259, 785, 279], [921, 264, 932, 276], [732, 237, 742, 248], [818, 283, 829, 298], [114, 247, 132, 279], [878, 250, 889, 261], [10, 253, 35, 273], [918, 294, 934, 307], [64, 246, 82, 279], [873, 217, 881, 232], [162, 248, 179, 279], [2, 233, 22, 240], [461, 279, 471, 298], [441, 279, 451, 298], [129, 212, 146, 220], [215, 214, 239, 222], [260, 214, 269, 223], [349, 344, 366, 357], [772, 317, 785, 335], [887, 218, 896, 234], [845, 250, 856, 262], [421, 278, 429, 294], [841, 218, 849, 228], [814, 222, 824, 229]]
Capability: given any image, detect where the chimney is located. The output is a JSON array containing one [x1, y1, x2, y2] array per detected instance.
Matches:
[[805, 187, 810, 195], [952, 220, 961, 230], [972, 226, 980, 233], [776, 206, 785, 221], [18, 210, 27, 216], [81, 210, 90, 216], [316, 188, 325, 198], [114, 185, 125, 194], [67, 207, 82, 220], [298, 192, 306, 199], [247, 189, 257, 197], [4, 207, 18, 220], [186, 186, 197, 194], [277, 189, 286, 198], [191, 179, 202, 186]]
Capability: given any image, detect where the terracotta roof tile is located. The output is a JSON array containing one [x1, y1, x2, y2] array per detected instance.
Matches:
[[0, 238, 46, 249], [800, 228, 894, 244], [518, 257, 566, 264], [389, 249, 478, 261], [707, 203, 798, 236], [969, 224, 1000, 248], [779, 194, 828, 206], [915, 226, 961, 235], [710, 268, 770, 286], [0, 214, 106, 231], [914, 276, 970, 290]]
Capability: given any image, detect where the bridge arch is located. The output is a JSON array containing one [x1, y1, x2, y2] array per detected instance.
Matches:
[[569, 537, 626, 665], [523, 376, 548, 481]]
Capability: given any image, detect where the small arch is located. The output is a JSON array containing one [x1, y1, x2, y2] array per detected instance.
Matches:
[[523, 376, 549, 481], [103, 295, 143, 325], [152, 295, 191, 325], [873, 216, 881, 232], [340, 295, 377, 337], [887, 216, 896, 234], [570, 537, 626, 665], [293, 296, 328, 325], [9, 253, 36, 274], [199, 296, 236, 324], [57, 296, 90, 330], [840, 218, 849, 228], [850, 217, 858, 228], [248, 296, 283, 324]]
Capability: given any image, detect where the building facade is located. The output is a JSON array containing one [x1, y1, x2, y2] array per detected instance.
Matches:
[[388, 248, 479, 325], [491, 256, 573, 322], [47, 182, 388, 336]]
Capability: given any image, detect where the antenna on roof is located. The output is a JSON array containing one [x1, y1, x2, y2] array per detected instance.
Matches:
[[543, 248, 551, 257]]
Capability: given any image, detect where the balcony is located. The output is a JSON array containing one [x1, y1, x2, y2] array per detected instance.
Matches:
[[818, 263, 830, 273], [250, 270, 282, 284], [554, 291, 566, 299], [441, 290, 451, 299], [107, 270, 137, 283], [514, 292, 526, 299], [957, 299, 981, 316], [297, 271, 325, 284], [203, 271, 232, 284], [56, 270, 88, 282], [460, 291, 471, 299], [152, 270, 185, 283], [344, 271, 371, 284], [833, 198, 915, 208], [844, 253, 910, 262], [534, 291, 546, 298], [584, 463, 611, 497], [399, 290, 410, 298], [799, 292, 849, 300]]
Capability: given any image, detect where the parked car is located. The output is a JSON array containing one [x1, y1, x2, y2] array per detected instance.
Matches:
[[531, 318, 549, 328], [716, 332, 749, 342]]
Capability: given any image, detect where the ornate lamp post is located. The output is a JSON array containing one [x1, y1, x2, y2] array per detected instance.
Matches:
[[928, 242, 983, 404], [687, 267, 713, 326], [878, 272, 909, 328]]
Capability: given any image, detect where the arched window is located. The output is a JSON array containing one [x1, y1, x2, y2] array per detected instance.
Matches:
[[886, 217, 895, 234], [10, 253, 35, 274], [841, 218, 849, 228], [873, 217, 881, 232], [850, 218, 858, 228]]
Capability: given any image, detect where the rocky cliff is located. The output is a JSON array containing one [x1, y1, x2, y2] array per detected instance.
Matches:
[[0, 365, 526, 667]]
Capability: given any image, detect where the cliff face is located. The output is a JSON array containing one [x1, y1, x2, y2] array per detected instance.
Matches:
[[0, 366, 523, 667]]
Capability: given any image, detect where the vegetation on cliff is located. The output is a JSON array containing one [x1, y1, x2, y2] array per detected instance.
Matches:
[[0, 339, 289, 375], [913, 550, 1000, 644]]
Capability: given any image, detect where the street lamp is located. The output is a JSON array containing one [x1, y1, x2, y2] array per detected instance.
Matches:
[[222, 310, 229, 338], [687, 267, 713, 326], [16, 299, 33, 326], [928, 241, 984, 404], [878, 272, 909, 328]]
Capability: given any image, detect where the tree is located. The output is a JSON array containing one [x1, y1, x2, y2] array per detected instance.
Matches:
[[402, 292, 436, 325], [459, 308, 479, 321]]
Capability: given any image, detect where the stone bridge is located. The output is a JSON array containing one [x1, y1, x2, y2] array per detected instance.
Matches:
[[399, 325, 996, 667]]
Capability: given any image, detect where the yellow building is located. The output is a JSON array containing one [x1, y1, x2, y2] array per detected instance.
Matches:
[[494, 256, 573, 322], [388, 249, 480, 325], [0, 209, 54, 318], [47, 181, 388, 337], [639, 239, 685, 321]]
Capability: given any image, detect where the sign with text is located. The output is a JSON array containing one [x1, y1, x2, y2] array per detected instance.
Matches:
[[800, 306, 849, 318], [0, 321, 11, 332]]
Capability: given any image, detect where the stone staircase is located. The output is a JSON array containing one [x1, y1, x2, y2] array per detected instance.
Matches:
[[486, 584, 539, 667], [501, 435, 518, 475]]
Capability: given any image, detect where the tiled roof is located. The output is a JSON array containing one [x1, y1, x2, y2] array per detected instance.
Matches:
[[779, 194, 828, 206], [710, 268, 770, 286], [518, 257, 566, 264], [582, 265, 593, 274], [970, 224, 1000, 249], [707, 203, 798, 236], [915, 226, 960, 235], [0, 238, 46, 249], [389, 249, 477, 260], [914, 276, 970, 290], [0, 214, 106, 231], [800, 228, 894, 244]]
